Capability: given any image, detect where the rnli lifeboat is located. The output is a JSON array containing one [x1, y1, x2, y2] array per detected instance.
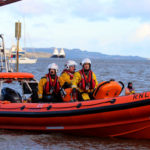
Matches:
[[0, 72, 150, 140]]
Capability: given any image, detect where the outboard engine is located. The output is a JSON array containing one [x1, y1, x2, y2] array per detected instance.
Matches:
[[1, 87, 22, 103]]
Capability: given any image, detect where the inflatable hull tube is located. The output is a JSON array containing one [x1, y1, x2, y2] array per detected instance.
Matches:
[[0, 92, 150, 140], [93, 81, 123, 99], [0, 72, 34, 79]]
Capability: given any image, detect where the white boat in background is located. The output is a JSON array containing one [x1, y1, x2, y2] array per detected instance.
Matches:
[[59, 48, 65, 58], [51, 48, 59, 58], [10, 57, 37, 64], [9, 45, 37, 64]]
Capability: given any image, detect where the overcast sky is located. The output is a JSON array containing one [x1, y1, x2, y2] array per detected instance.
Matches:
[[1, 0, 150, 58]]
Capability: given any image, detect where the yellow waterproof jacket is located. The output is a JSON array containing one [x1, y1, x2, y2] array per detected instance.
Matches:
[[125, 87, 135, 96], [59, 72, 72, 87], [38, 76, 47, 99], [38, 75, 59, 99], [72, 71, 98, 93]]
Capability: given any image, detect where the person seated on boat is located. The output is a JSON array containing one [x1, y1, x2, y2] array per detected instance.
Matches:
[[59, 60, 77, 89], [125, 82, 135, 96], [38, 63, 63, 103], [71, 58, 98, 101]]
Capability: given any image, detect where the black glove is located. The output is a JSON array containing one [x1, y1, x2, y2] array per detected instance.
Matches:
[[60, 88, 66, 98], [72, 88, 76, 93], [72, 88, 77, 101]]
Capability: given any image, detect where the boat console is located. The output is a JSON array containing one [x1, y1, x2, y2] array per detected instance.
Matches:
[[1, 87, 22, 103]]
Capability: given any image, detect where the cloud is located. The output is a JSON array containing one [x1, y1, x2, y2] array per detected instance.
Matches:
[[5, 0, 150, 22], [9, 0, 49, 17], [70, 0, 110, 21], [131, 24, 150, 42], [2, 0, 150, 58], [112, 0, 150, 20], [11, 0, 71, 18], [71, 0, 150, 21]]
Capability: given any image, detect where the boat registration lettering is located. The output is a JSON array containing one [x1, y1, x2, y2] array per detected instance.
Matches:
[[37, 104, 43, 108], [46, 126, 64, 130], [133, 92, 149, 100]]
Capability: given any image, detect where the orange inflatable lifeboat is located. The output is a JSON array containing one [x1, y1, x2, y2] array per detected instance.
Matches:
[[93, 80, 124, 99], [0, 91, 150, 140], [2, 72, 150, 140]]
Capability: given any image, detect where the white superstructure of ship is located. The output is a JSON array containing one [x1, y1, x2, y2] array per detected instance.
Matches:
[[59, 48, 65, 58], [51, 48, 59, 58]]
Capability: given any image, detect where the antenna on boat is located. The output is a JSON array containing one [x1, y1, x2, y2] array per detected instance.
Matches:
[[15, 21, 21, 72], [23, 16, 26, 55]]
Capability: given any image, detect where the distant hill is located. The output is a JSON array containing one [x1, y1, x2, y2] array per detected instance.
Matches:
[[26, 47, 146, 60]]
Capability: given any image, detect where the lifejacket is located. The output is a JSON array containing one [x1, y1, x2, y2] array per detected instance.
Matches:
[[62, 69, 74, 80], [78, 69, 96, 91], [127, 87, 135, 94], [44, 73, 60, 94]]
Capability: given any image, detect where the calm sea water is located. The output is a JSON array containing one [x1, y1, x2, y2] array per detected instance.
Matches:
[[1, 58, 150, 150]]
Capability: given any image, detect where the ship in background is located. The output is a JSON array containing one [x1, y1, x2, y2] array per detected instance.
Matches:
[[59, 48, 65, 58], [51, 48, 65, 58]]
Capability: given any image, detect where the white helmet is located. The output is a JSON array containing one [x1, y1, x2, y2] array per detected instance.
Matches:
[[65, 60, 77, 69], [48, 63, 58, 72], [81, 58, 91, 65]]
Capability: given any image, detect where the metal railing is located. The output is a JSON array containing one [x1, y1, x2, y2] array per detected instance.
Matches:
[[0, 34, 13, 72]]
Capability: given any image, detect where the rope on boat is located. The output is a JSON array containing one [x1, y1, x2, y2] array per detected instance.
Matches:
[[0, 98, 116, 110]]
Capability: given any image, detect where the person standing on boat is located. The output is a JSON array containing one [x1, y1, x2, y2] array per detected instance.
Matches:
[[59, 60, 77, 89], [72, 58, 98, 101], [38, 63, 63, 102], [125, 82, 135, 95]]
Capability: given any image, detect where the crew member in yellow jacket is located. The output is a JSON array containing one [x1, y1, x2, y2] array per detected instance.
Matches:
[[38, 63, 63, 102], [72, 58, 98, 101], [59, 60, 77, 89]]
